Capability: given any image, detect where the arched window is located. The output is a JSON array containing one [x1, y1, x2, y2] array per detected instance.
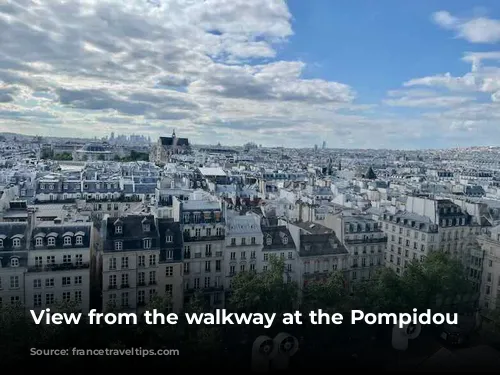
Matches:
[[76, 236, 83, 245], [13, 238, 21, 248], [64, 236, 72, 246], [10, 258, 19, 267], [47, 237, 56, 246], [35, 237, 43, 247]]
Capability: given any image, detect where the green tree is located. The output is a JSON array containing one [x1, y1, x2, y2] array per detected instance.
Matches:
[[301, 271, 354, 313], [229, 256, 298, 314]]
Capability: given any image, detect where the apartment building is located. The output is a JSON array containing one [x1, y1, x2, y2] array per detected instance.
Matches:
[[26, 219, 92, 313], [323, 211, 386, 281], [173, 196, 225, 308], [0, 222, 28, 307], [260, 221, 297, 282], [287, 221, 349, 289], [224, 212, 263, 290], [156, 219, 183, 313], [100, 215, 162, 312], [381, 196, 484, 283], [478, 224, 500, 311]]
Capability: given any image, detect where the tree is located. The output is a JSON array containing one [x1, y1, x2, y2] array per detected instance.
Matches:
[[301, 271, 354, 314], [229, 256, 298, 314]]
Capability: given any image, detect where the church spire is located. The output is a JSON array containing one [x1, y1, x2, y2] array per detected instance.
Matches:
[[172, 129, 176, 138]]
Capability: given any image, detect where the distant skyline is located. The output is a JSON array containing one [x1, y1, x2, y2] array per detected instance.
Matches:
[[2, 1, 500, 148]]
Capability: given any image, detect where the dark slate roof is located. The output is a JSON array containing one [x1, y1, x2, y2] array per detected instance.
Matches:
[[104, 215, 159, 252], [160, 136, 189, 147], [157, 219, 183, 262], [261, 225, 295, 251], [31, 222, 92, 249], [299, 233, 348, 257], [0, 222, 29, 268]]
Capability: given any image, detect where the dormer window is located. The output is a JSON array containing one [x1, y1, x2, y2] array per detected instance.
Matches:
[[10, 258, 19, 267], [76, 236, 83, 245], [114, 241, 123, 251], [0, 239, 3, 248], [266, 236, 272, 246], [143, 239, 151, 249], [143, 224, 150, 232], [63, 236, 72, 246], [282, 235, 289, 245], [35, 237, 43, 247], [13, 238, 21, 248], [47, 237, 56, 246], [115, 225, 122, 234], [166, 235, 173, 243]]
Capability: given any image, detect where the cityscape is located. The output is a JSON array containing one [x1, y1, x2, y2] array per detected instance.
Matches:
[[2, 130, 500, 369], [3, 0, 500, 371]]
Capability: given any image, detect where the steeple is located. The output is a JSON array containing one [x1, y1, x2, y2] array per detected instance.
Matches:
[[172, 129, 176, 138]]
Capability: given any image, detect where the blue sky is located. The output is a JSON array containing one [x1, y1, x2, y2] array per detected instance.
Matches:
[[1, 0, 500, 149]]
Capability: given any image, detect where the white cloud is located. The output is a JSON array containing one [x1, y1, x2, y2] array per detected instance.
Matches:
[[0, 0, 375, 146], [432, 10, 500, 43]]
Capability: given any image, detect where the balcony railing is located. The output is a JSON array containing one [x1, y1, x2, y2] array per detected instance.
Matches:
[[183, 234, 224, 242], [28, 262, 90, 272], [345, 237, 387, 245]]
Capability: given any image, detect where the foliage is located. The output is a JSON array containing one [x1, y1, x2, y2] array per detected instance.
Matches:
[[229, 255, 298, 314], [114, 151, 149, 162], [355, 251, 473, 313], [301, 271, 355, 314], [53, 152, 73, 161]]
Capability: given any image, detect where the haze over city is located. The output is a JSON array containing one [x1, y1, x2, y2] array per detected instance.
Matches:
[[2, 0, 500, 148]]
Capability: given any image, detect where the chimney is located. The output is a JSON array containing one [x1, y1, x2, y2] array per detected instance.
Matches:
[[26, 207, 36, 248]]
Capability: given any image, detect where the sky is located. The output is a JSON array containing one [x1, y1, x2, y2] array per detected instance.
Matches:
[[2, 0, 500, 149]]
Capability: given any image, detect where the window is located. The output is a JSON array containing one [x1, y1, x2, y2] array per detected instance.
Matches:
[[149, 254, 157, 265], [74, 276, 82, 285], [143, 224, 150, 232], [251, 237, 256, 244], [35, 237, 43, 247], [138, 272, 145, 285], [114, 241, 123, 251], [166, 235, 173, 243], [109, 275, 117, 288], [34, 294, 42, 307], [10, 258, 19, 267], [10, 276, 19, 289], [121, 257, 129, 269], [230, 252, 236, 260], [11, 296, 20, 305], [76, 236, 83, 245], [143, 239, 151, 249], [266, 236, 272, 246], [167, 250, 173, 260], [166, 266, 173, 277], [63, 236, 72, 246], [13, 238, 21, 248], [165, 284, 173, 297], [45, 278, 54, 287], [149, 271, 156, 284], [45, 293, 55, 306], [138, 291, 145, 305], [205, 261, 211, 272], [121, 274, 129, 287], [121, 292, 129, 308], [282, 236, 288, 245], [75, 254, 83, 266], [62, 277, 71, 286], [115, 225, 122, 234], [63, 291, 71, 302], [216, 260, 221, 271], [47, 237, 55, 246], [63, 254, 71, 264], [241, 238, 246, 245], [263, 253, 269, 261], [138, 255, 145, 267], [0, 239, 3, 248], [109, 258, 116, 270], [33, 279, 41, 288]]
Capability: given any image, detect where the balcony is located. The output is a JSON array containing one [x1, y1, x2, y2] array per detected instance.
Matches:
[[345, 237, 387, 245], [185, 286, 224, 294], [183, 234, 224, 243], [28, 262, 90, 273]]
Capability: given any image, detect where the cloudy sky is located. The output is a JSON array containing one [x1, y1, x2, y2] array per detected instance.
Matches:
[[1, 0, 500, 148]]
